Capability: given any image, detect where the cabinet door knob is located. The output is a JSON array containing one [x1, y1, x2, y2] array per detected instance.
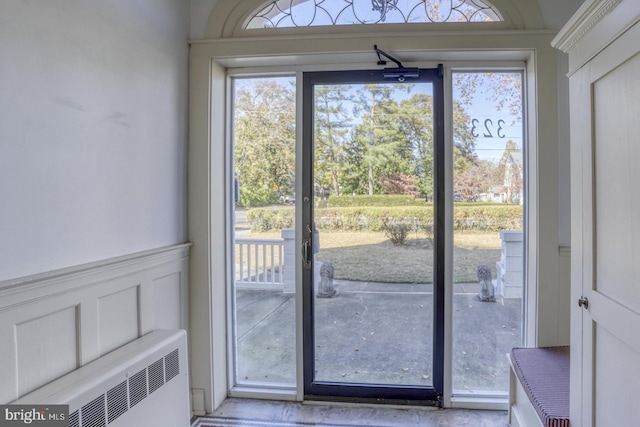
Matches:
[[578, 296, 589, 309]]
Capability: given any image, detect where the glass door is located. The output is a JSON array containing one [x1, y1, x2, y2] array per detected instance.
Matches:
[[301, 69, 444, 402]]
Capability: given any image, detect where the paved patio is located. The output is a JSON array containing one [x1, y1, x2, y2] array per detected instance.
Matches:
[[235, 280, 522, 393]]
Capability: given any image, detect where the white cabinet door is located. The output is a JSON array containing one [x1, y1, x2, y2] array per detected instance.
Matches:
[[574, 22, 640, 426]]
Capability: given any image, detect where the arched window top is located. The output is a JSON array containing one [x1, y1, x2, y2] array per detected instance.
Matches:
[[245, 0, 502, 29]]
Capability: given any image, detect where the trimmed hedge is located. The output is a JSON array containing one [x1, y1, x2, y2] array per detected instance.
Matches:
[[326, 195, 426, 207], [326, 195, 505, 208], [246, 208, 295, 232], [453, 205, 523, 231], [247, 204, 522, 232], [314, 207, 431, 231]]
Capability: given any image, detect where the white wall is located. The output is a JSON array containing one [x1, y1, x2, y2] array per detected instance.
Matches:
[[190, 0, 218, 39], [0, 0, 190, 281], [536, 0, 586, 30], [557, 52, 572, 249]]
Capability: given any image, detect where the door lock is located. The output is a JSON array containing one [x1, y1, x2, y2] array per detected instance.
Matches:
[[578, 296, 589, 309]]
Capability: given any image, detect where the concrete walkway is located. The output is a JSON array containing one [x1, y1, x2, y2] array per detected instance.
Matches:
[[235, 280, 521, 393]]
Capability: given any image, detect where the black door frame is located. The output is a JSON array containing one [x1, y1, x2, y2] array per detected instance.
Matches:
[[301, 67, 445, 404]]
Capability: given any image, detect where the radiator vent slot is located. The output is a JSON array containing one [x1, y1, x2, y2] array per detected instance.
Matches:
[[128, 368, 148, 407], [81, 395, 106, 427], [165, 348, 179, 381], [106, 380, 128, 423], [148, 358, 165, 394], [69, 410, 79, 427]]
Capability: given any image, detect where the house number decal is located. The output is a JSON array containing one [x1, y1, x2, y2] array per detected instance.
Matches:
[[471, 118, 506, 138]]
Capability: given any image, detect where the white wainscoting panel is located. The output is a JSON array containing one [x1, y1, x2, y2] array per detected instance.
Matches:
[[0, 244, 190, 404], [16, 307, 79, 397], [153, 273, 184, 330], [98, 286, 140, 355]]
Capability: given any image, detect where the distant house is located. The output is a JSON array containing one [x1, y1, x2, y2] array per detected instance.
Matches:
[[477, 185, 506, 203], [504, 152, 523, 205], [475, 152, 523, 204]]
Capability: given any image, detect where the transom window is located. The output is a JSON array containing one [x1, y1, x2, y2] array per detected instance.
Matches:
[[245, 0, 502, 29]]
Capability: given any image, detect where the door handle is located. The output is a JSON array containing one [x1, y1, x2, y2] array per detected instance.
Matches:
[[578, 296, 589, 309], [302, 239, 312, 270]]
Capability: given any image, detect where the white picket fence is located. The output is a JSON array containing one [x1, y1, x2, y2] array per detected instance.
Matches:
[[234, 238, 285, 289]]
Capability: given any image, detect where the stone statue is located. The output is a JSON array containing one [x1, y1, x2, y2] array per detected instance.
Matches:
[[477, 264, 496, 302], [317, 262, 337, 298]]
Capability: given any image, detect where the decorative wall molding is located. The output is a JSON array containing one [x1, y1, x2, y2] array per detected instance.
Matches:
[[552, 0, 640, 76], [0, 244, 191, 297], [0, 244, 191, 404], [552, 0, 622, 53]]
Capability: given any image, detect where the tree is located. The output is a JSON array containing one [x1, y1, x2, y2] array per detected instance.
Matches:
[[232, 73, 519, 203], [233, 78, 296, 206], [378, 173, 419, 195], [396, 93, 435, 195], [313, 85, 353, 196], [340, 125, 369, 194], [350, 84, 408, 195], [452, 99, 478, 175], [323, 84, 477, 197], [454, 159, 501, 201]]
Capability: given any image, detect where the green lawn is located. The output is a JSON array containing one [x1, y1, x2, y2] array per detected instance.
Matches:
[[243, 230, 502, 283]]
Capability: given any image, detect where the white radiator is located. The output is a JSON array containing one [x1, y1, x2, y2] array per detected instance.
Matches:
[[12, 330, 190, 427]]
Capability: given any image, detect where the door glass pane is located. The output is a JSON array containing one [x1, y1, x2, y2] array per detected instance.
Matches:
[[312, 82, 435, 386], [451, 71, 524, 394], [231, 76, 296, 387]]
